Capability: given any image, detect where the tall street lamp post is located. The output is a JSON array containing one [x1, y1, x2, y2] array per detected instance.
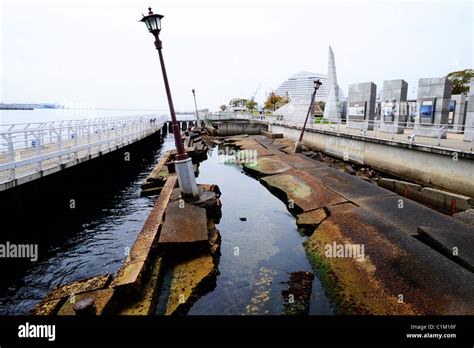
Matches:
[[140, 7, 199, 200], [191, 89, 202, 128], [294, 79, 322, 153]]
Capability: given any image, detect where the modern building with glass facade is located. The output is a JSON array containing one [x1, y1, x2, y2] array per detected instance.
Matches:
[[276, 71, 344, 102]]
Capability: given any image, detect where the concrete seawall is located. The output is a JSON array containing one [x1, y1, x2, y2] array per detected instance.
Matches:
[[270, 124, 474, 198], [209, 120, 268, 136]]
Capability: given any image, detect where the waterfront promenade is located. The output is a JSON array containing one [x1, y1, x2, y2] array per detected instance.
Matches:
[[0, 115, 167, 191]]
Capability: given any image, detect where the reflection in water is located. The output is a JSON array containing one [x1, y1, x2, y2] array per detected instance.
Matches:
[[0, 136, 175, 315], [0, 136, 332, 315], [189, 145, 332, 315]]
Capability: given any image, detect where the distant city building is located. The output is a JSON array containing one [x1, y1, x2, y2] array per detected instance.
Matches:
[[276, 71, 329, 102], [276, 71, 346, 102]]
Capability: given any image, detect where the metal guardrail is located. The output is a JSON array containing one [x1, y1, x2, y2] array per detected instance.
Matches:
[[0, 115, 167, 183], [205, 112, 474, 152]]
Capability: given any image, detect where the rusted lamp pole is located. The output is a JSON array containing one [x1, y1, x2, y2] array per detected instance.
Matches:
[[294, 79, 322, 153], [141, 7, 199, 200], [191, 89, 202, 127]]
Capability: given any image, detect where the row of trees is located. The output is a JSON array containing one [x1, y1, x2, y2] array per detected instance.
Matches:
[[221, 92, 290, 113], [220, 98, 257, 112]]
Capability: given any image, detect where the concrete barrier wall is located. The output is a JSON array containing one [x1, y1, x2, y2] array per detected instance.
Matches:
[[270, 124, 474, 198], [214, 121, 268, 136]]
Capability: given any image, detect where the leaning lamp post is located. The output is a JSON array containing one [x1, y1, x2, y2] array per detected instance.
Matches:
[[140, 7, 199, 200], [191, 89, 202, 128], [294, 79, 322, 153]]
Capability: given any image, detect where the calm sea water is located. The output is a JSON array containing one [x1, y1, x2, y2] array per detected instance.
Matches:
[[0, 134, 332, 315], [0, 135, 176, 314], [190, 145, 332, 315], [0, 108, 196, 125]]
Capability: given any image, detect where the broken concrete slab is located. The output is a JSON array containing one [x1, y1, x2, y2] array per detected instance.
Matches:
[[377, 178, 396, 191], [165, 254, 217, 315], [262, 131, 283, 139], [276, 154, 329, 171], [261, 169, 347, 213], [417, 226, 474, 272], [308, 167, 396, 203], [421, 187, 472, 213], [394, 180, 422, 195], [233, 138, 274, 157], [454, 209, 474, 226], [118, 255, 164, 315], [141, 151, 172, 193], [377, 178, 424, 201], [124, 175, 178, 268], [43, 274, 112, 302], [360, 195, 474, 236], [110, 260, 147, 293], [244, 156, 292, 176], [57, 288, 115, 316], [158, 199, 208, 244], [296, 208, 327, 235], [377, 178, 473, 213], [31, 298, 64, 316], [304, 204, 474, 314]]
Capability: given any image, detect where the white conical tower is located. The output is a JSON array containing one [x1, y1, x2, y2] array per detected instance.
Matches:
[[323, 46, 342, 120]]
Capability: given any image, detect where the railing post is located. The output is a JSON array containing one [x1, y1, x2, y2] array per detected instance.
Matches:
[[437, 125, 445, 147], [87, 125, 91, 156], [57, 127, 62, 165], [3, 133, 15, 180], [35, 131, 42, 172], [74, 125, 79, 162]]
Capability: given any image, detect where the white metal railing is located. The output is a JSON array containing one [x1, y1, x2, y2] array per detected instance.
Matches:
[[205, 112, 474, 152], [0, 115, 167, 183], [280, 116, 474, 152]]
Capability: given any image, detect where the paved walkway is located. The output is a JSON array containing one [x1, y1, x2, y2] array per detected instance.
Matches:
[[0, 128, 157, 186], [231, 134, 474, 314]]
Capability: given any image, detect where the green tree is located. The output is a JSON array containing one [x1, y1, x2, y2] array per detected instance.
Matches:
[[229, 98, 249, 109], [315, 101, 326, 111], [446, 69, 474, 95], [264, 92, 289, 111], [229, 98, 241, 108], [220, 104, 227, 112], [246, 100, 257, 113]]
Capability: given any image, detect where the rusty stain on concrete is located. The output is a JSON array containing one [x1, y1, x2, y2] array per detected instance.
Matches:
[[261, 169, 347, 212], [244, 156, 292, 176], [57, 288, 115, 316], [296, 208, 327, 235], [118, 255, 164, 315], [43, 274, 111, 302], [165, 254, 217, 315], [31, 298, 64, 316], [32, 273, 112, 315], [111, 176, 178, 293], [158, 194, 209, 244], [304, 214, 417, 315], [110, 261, 147, 292]]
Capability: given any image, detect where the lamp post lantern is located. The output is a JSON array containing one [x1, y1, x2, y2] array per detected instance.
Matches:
[[140, 7, 199, 200], [191, 88, 202, 128], [294, 79, 322, 153]]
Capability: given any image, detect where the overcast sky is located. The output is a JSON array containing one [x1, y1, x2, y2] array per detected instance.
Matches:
[[0, 0, 472, 112]]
